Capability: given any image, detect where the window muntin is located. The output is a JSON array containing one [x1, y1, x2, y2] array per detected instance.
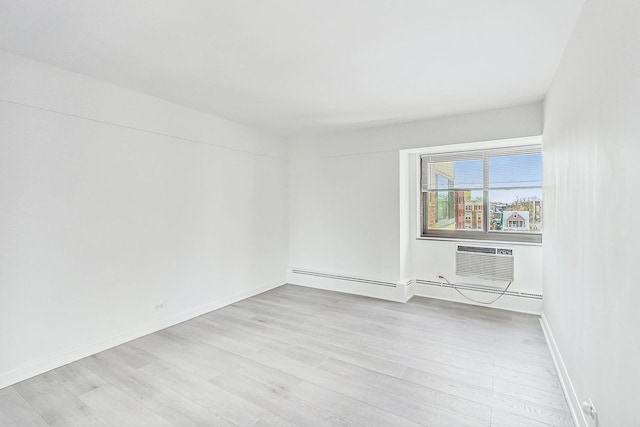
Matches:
[[421, 145, 542, 243]]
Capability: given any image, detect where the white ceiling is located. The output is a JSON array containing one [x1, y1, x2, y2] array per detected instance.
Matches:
[[0, 1, 585, 136]]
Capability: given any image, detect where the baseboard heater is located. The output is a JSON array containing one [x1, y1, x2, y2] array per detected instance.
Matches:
[[416, 279, 542, 300], [291, 269, 397, 288]]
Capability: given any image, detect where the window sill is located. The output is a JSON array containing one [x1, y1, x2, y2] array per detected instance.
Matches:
[[415, 236, 543, 247]]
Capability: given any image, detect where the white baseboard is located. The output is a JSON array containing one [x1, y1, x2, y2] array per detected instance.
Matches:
[[0, 278, 285, 390], [540, 312, 586, 427], [413, 282, 543, 315], [287, 268, 411, 302], [287, 267, 540, 312]]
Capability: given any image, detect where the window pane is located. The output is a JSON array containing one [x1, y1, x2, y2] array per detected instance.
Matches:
[[489, 189, 543, 233], [421, 145, 542, 242], [428, 190, 484, 231], [426, 159, 483, 190], [488, 153, 542, 188]]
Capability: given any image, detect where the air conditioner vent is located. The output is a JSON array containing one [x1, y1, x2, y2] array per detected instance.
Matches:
[[456, 245, 514, 281]]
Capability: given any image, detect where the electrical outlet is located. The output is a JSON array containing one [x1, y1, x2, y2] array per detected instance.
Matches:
[[581, 399, 597, 421], [154, 301, 166, 312]]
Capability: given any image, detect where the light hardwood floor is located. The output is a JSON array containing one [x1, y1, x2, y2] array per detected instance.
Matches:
[[0, 284, 572, 426]]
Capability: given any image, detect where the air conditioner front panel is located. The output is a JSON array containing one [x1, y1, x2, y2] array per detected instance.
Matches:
[[456, 246, 514, 281]]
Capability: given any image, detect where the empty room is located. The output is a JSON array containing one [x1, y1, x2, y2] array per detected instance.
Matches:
[[1, 0, 638, 426]]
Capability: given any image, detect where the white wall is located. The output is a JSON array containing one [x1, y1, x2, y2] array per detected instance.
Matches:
[[288, 102, 544, 309], [0, 50, 289, 388], [542, 0, 640, 425]]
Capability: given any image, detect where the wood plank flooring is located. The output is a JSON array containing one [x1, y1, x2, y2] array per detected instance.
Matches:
[[0, 284, 572, 426]]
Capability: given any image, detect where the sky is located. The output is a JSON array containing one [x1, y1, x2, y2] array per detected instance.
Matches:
[[433, 153, 542, 203]]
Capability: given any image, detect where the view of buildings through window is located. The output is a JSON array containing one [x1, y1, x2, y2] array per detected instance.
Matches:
[[422, 148, 542, 240], [430, 189, 542, 232]]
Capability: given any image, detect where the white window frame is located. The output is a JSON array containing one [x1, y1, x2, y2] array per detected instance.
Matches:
[[418, 138, 543, 244]]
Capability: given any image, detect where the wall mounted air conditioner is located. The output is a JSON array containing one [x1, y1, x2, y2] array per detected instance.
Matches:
[[455, 245, 514, 281]]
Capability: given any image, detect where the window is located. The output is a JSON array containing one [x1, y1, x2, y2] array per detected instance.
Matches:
[[420, 145, 542, 243]]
